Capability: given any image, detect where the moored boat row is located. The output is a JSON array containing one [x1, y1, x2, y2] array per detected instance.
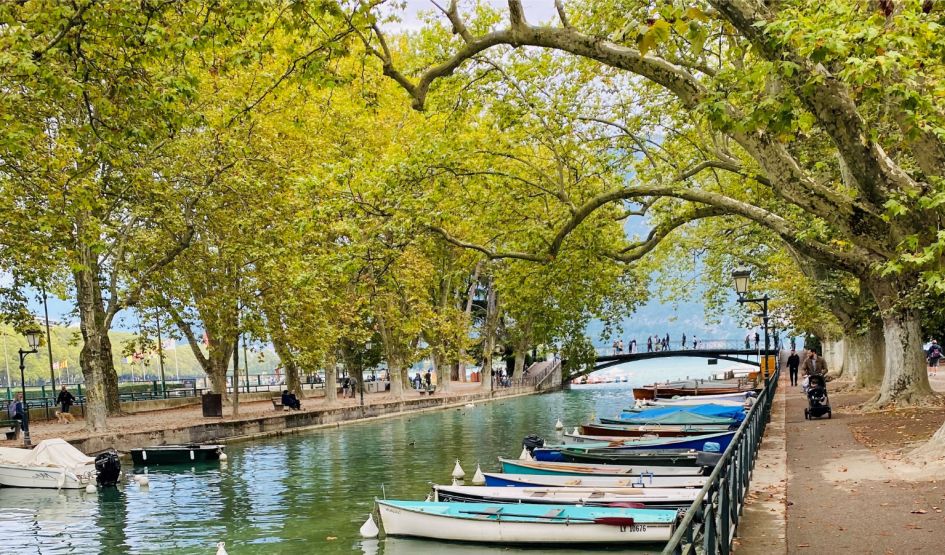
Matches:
[[369, 388, 755, 548]]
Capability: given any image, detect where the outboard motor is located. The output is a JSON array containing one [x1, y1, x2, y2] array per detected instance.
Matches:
[[95, 450, 122, 486], [522, 435, 545, 454]]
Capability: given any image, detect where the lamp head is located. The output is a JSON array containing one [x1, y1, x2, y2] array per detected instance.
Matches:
[[24, 329, 42, 350], [731, 269, 751, 298]]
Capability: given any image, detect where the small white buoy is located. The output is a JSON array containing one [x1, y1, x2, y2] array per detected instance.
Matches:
[[216, 541, 228, 555], [472, 463, 485, 485], [218, 452, 228, 462], [572, 426, 580, 435], [451, 477, 460, 486], [359, 514, 379, 538], [555, 418, 564, 430], [519, 446, 530, 460], [464, 403, 474, 408], [136, 475, 150, 487], [451, 459, 465, 480], [85, 483, 97, 494]]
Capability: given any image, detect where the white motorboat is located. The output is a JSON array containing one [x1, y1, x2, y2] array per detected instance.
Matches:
[[376, 500, 677, 544], [0, 438, 121, 489]]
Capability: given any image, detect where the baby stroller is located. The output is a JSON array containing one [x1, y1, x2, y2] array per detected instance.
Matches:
[[804, 374, 831, 419]]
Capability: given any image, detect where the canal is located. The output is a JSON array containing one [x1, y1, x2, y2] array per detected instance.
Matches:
[[0, 361, 727, 554]]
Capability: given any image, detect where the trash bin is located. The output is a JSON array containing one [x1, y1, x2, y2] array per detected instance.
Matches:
[[201, 393, 223, 417]]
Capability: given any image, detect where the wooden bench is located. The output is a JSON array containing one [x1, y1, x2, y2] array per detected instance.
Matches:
[[418, 385, 437, 396], [2, 419, 20, 440], [271, 398, 286, 411]]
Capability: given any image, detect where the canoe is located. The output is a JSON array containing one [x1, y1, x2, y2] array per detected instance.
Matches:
[[560, 448, 721, 466], [130, 444, 225, 465], [433, 484, 700, 509], [0, 438, 121, 489], [498, 458, 708, 477], [376, 500, 677, 544], [580, 423, 733, 438], [482, 472, 707, 489], [533, 432, 735, 462]]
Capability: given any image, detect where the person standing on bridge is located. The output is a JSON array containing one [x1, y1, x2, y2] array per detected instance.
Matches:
[[617, 339, 624, 354], [647, 337, 653, 352], [681, 333, 686, 348], [787, 350, 801, 386], [664, 333, 670, 348], [744, 333, 751, 349], [630, 339, 636, 354], [754, 331, 760, 349], [692, 336, 698, 349]]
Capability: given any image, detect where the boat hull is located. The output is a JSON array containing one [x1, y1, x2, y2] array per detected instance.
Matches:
[[534, 431, 736, 462], [130, 444, 224, 465], [433, 485, 698, 509], [482, 473, 706, 489], [498, 458, 706, 477], [0, 463, 96, 489], [633, 386, 754, 400], [377, 501, 676, 544]]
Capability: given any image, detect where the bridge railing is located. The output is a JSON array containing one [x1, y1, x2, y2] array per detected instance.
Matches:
[[662, 368, 780, 555], [595, 339, 761, 357]]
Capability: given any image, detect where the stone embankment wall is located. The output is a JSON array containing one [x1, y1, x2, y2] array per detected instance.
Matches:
[[70, 383, 556, 454]]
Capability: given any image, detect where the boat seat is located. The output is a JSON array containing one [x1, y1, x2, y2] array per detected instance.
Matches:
[[479, 507, 503, 518], [542, 509, 565, 519], [529, 491, 547, 497], [588, 491, 604, 498]]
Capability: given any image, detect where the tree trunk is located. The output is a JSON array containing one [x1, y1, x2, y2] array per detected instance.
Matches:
[[457, 262, 481, 383], [822, 338, 847, 380], [206, 342, 232, 401], [324, 354, 337, 403], [231, 336, 239, 417], [432, 351, 450, 393], [480, 284, 498, 391], [512, 348, 526, 381], [271, 332, 303, 399], [387, 355, 404, 399], [866, 279, 933, 407], [840, 320, 884, 389]]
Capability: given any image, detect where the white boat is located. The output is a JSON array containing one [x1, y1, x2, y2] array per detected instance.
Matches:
[[634, 392, 750, 407], [483, 472, 707, 489], [498, 457, 707, 477], [377, 500, 677, 544], [433, 484, 700, 508], [0, 438, 121, 489]]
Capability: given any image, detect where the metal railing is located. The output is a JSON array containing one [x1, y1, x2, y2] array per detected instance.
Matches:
[[662, 368, 780, 555]]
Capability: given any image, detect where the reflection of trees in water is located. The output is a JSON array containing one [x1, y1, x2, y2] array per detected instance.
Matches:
[[96, 487, 129, 553]]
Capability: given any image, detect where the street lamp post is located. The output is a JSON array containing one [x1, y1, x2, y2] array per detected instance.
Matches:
[[732, 269, 772, 382], [18, 329, 41, 447]]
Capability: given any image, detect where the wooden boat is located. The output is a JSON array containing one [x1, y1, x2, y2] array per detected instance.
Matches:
[[498, 458, 708, 477], [580, 423, 732, 438], [0, 439, 121, 489], [633, 391, 750, 406], [433, 484, 700, 509], [130, 444, 225, 465], [633, 383, 756, 400], [376, 500, 678, 544], [532, 432, 735, 462], [482, 472, 707, 489], [560, 448, 721, 466]]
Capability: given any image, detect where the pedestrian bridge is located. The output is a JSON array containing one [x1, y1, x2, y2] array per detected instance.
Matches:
[[567, 340, 773, 382]]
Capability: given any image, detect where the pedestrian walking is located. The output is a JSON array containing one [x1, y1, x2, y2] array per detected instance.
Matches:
[[612, 340, 618, 355], [56, 385, 75, 415], [787, 350, 801, 386], [630, 339, 637, 354], [664, 333, 670, 348], [790, 336, 796, 350], [928, 339, 942, 377], [803, 350, 827, 378], [744, 333, 751, 349], [754, 331, 760, 349]]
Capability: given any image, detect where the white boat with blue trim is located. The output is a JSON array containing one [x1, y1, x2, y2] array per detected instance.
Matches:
[[376, 500, 678, 544]]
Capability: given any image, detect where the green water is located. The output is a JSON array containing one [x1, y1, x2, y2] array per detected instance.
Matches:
[[0, 363, 722, 554]]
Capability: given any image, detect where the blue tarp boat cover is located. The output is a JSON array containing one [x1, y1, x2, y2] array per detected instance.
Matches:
[[619, 404, 746, 422]]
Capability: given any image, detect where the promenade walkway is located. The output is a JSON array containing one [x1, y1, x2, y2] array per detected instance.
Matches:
[[739, 370, 945, 554], [0, 381, 530, 450]]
